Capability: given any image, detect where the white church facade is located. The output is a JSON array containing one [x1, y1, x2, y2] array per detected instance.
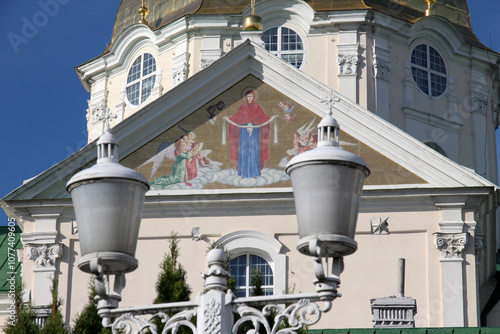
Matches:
[[2, 0, 500, 330]]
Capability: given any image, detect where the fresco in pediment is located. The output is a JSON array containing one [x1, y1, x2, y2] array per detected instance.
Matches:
[[121, 75, 426, 190]]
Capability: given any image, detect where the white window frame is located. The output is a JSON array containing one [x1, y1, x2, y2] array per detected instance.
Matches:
[[216, 230, 287, 296], [410, 44, 447, 98], [126, 53, 157, 107], [264, 26, 305, 70]]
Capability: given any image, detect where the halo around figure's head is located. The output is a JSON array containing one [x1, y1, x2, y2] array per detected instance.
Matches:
[[241, 86, 259, 102]]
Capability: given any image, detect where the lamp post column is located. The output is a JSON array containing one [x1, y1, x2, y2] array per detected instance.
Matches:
[[197, 249, 234, 334]]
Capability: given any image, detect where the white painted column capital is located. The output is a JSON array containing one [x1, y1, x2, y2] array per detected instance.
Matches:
[[26, 243, 63, 270], [434, 232, 468, 261]]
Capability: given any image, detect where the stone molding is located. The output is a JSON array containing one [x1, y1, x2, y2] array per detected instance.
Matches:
[[27, 243, 63, 270], [434, 233, 467, 260]]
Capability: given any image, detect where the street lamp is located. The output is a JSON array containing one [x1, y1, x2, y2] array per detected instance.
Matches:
[[67, 95, 369, 333]]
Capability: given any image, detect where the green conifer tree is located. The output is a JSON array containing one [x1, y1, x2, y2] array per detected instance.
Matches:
[[3, 280, 40, 334], [71, 279, 111, 334], [153, 232, 192, 333], [40, 276, 67, 334]]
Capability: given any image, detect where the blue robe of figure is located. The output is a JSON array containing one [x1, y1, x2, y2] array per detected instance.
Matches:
[[238, 127, 261, 177]]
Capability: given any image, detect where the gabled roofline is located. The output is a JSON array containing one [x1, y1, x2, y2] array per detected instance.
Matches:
[[3, 40, 498, 210]]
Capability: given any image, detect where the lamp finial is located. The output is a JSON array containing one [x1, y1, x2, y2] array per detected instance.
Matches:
[[316, 91, 341, 147]]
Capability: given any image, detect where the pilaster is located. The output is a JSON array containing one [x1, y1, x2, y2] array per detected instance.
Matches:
[[172, 39, 190, 87], [21, 207, 63, 307], [434, 197, 469, 326], [200, 32, 224, 70], [372, 35, 391, 121], [337, 30, 360, 103]]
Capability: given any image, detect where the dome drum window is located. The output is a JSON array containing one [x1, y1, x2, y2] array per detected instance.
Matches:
[[264, 27, 304, 69], [410, 44, 447, 97], [126, 53, 157, 106]]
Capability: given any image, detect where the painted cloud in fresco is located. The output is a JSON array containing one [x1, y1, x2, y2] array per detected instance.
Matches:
[[149, 165, 289, 190]]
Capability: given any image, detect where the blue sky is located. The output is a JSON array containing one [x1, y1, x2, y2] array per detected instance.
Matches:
[[1, 1, 500, 226]]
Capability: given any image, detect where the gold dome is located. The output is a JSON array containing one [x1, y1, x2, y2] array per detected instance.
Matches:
[[243, 15, 263, 31]]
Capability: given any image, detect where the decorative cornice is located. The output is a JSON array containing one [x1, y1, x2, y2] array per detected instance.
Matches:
[[434, 233, 467, 260], [27, 243, 63, 269]]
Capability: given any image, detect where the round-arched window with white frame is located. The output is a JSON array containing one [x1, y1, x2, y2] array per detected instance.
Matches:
[[227, 254, 274, 297], [264, 26, 304, 69], [410, 44, 447, 97], [126, 53, 157, 106]]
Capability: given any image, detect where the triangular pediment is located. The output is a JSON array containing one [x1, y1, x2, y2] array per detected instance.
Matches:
[[121, 74, 425, 190], [2, 40, 495, 210]]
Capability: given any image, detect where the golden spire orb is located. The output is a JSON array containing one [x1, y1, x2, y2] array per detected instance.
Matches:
[[425, 0, 436, 16], [243, 0, 263, 31], [139, 0, 150, 25]]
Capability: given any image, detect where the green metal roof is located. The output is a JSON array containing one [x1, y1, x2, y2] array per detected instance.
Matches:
[[0, 225, 23, 292]]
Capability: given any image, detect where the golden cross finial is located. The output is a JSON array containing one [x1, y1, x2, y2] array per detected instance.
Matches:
[[139, 0, 149, 25], [251, 0, 255, 15]]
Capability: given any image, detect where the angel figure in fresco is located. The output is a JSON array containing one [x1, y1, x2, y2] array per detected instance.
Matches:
[[149, 141, 210, 188], [224, 90, 276, 178], [186, 142, 210, 180], [278, 100, 296, 122], [139, 132, 213, 185], [278, 119, 318, 166]]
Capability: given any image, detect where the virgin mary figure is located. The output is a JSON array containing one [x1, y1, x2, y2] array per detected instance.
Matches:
[[227, 90, 271, 178]]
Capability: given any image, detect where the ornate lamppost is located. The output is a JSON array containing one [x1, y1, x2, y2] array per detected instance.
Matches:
[[66, 96, 370, 334]]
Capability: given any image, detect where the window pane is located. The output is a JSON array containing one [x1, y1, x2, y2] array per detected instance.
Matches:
[[141, 75, 155, 103], [281, 54, 303, 69], [264, 27, 304, 68], [281, 27, 303, 51], [264, 28, 278, 52], [411, 67, 429, 95], [126, 82, 140, 105], [411, 44, 427, 68], [429, 46, 446, 74], [228, 254, 274, 297], [127, 56, 142, 83], [430, 73, 447, 96], [143, 53, 156, 76], [227, 255, 247, 287]]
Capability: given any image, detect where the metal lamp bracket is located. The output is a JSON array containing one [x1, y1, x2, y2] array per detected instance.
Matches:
[[309, 239, 343, 307], [89, 257, 126, 315]]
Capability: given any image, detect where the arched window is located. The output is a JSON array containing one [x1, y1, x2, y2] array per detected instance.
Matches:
[[425, 141, 448, 157], [410, 44, 447, 97], [126, 53, 156, 106], [227, 254, 274, 297], [264, 27, 304, 69], [216, 230, 287, 296]]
